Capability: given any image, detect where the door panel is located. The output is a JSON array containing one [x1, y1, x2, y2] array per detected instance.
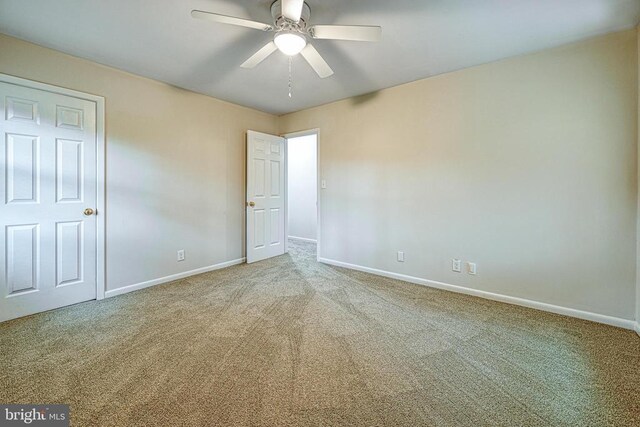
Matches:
[[56, 138, 83, 202], [270, 160, 280, 196], [6, 96, 39, 123], [5, 133, 39, 204], [270, 208, 280, 245], [6, 224, 39, 294], [0, 81, 97, 322], [247, 131, 285, 263], [56, 220, 83, 287]]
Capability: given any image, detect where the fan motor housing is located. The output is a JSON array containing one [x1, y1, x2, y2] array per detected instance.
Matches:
[[271, 0, 311, 31]]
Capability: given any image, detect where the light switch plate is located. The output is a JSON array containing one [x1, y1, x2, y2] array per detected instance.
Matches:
[[467, 262, 477, 275]]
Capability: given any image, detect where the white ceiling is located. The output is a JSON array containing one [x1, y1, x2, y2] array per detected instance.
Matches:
[[1, 0, 639, 115]]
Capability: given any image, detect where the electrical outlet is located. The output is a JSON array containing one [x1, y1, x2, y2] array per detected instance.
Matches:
[[452, 259, 462, 273], [467, 262, 477, 275], [397, 251, 405, 262], [321, 179, 327, 189], [177, 250, 185, 262]]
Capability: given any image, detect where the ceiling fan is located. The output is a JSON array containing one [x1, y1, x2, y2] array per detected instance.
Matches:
[[191, 0, 382, 79]]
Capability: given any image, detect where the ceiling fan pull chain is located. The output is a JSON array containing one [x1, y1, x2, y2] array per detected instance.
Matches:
[[288, 56, 293, 98]]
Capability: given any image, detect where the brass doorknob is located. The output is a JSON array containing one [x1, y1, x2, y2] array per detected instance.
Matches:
[[247, 201, 255, 207], [83, 208, 95, 216]]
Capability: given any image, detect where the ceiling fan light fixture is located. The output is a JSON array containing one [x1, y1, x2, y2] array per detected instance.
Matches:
[[274, 31, 306, 56]]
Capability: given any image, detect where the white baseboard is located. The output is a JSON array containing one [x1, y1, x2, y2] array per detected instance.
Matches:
[[105, 258, 246, 298], [319, 257, 636, 331], [288, 235, 317, 243], [635, 322, 640, 337]]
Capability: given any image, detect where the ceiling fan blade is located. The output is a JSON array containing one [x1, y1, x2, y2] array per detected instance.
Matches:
[[191, 10, 273, 31], [281, 0, 304, 22], [310, 25, 382, 42], [300, 44, 333, 78], [241, 42, 278, 68]]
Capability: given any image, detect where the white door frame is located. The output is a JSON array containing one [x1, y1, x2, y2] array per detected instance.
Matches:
[[0, 73, 106, 300], [282, 128, 321, 261]]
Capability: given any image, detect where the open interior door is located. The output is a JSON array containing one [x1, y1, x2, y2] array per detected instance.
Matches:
[[246, 130, 285, 263]]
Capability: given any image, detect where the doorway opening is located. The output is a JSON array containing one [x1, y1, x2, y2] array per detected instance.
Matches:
[[285, 130, 319, 260]]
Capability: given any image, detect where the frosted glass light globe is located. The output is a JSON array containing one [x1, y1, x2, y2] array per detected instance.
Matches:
[[274, 31, 306, 56]]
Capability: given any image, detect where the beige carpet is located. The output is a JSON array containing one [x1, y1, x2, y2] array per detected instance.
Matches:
[[1, 240, 638, 426]]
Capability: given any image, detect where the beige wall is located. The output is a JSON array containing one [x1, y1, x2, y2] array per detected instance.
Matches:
[[0, 34, 278, 292], [280, 30, 638, 320], [1, 30, 638, 320], [637, 26, 640, 327]]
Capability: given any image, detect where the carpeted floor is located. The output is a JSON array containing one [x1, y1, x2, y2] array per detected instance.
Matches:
[[1, 240, 638, 426]]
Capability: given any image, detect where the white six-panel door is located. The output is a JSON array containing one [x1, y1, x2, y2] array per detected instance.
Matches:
[[246, 131, 285, 263], [0, 81, 98, 322]]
